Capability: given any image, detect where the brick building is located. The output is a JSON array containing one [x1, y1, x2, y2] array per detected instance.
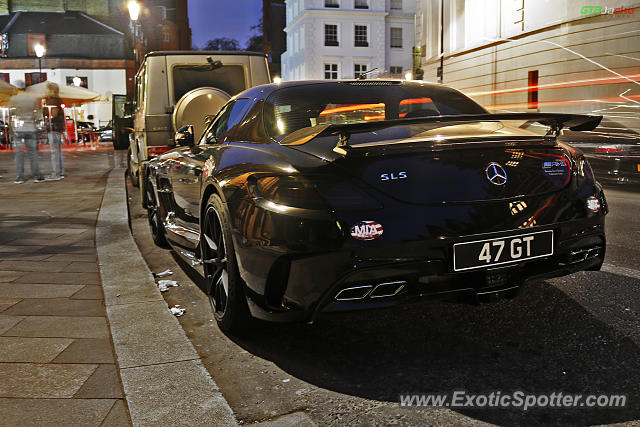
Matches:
[[0, 0, 192, 126]]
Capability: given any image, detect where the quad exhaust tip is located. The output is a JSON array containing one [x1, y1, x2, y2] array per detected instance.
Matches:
[[335, 281, 406, 301]]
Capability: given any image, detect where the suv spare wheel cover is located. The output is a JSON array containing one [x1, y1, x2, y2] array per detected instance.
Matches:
[[173, 87, 231, 142]]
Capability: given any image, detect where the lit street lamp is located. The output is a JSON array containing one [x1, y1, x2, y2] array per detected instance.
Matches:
[[128, 1, 141, 67], [73, 76, 82, 87], [34, 44, 45, 83]]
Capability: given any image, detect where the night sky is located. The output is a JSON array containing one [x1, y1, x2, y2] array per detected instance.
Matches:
[[188, 0, 263, 49]]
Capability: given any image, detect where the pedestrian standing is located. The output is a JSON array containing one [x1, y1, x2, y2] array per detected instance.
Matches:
[[8, 82, 43, 183], [44, 82, 65, 180]]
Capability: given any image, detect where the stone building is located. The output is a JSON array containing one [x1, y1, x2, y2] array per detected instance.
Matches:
[[415, 0, 639, 132], [281, 0, 416, 81]]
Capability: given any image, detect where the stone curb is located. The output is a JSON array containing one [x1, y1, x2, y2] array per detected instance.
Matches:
[[96, 168, 237, 426]]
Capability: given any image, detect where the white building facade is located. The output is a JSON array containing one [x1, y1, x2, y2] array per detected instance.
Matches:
[[282, 0, 416, 81]]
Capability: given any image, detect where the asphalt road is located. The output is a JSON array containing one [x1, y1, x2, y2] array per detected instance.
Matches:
[[126, 173, 640, 426]]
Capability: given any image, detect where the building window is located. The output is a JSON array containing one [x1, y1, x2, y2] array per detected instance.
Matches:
[[390, 0, 402, 10], [528, 70, 539, 109], [325, 24, 339, 46], [27, 34, 46, 56], [0, 73, 9, 83], [66, 76, 88, 88], [324, 63, 338, 79], [325, 0, 339, 7], [354, 0, 368, 9], [25, 72, 46, 86], [390, 27, 402, 48], [389, 66, 403, 76], [354, 25, 368, 47], [354, 64, 367, 79]]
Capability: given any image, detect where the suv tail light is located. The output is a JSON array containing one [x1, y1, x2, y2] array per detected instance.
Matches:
[[147, 146, 172, 157]]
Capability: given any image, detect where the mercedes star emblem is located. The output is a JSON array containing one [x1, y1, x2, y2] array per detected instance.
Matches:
[[485, 162, 507, 186]]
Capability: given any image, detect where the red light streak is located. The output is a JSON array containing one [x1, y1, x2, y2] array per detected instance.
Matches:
[[320, 103, 385, 116], [485, 93, 640, 110]]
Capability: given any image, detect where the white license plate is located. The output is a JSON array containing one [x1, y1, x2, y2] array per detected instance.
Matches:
[[453, 230, 554, 272]]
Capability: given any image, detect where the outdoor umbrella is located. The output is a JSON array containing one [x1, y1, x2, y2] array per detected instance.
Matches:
[[25, 81, 108, 105]]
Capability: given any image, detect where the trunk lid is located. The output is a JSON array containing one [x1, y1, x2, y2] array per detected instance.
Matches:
[[291, 123, 573, 204]]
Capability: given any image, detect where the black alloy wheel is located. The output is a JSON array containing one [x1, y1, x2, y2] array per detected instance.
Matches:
[[145, 178, 169, 248], [201, 194, 251, 332]]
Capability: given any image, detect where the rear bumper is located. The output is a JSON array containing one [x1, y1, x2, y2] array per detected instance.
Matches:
[[244, 216, 606, 323]]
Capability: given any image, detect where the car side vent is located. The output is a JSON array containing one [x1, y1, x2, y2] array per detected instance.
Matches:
[[344, 81, 402, 86]]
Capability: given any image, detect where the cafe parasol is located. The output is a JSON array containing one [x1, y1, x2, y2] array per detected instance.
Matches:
[[26, 81, 109, 143], [25, 81, 108, 105]]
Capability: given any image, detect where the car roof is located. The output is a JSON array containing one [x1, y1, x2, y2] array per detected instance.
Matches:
[[236, 79, 447, 102]]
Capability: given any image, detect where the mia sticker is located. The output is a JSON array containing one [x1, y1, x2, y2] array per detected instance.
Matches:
[[350, 221, 383, 240]]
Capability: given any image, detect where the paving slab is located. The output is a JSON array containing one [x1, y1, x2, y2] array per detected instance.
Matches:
[[0, 336, 74, 362], [64, 262, 99, 273], [0, 271, 24, 282], [0, 363, 98, 398], [0, 398, 116, 426], [0, 245, 44, 254], [0, 299, 22, 314], [0, 283, 84, 299], [52, 338, 115, 364], [106, 300, 199, 368], [101, 400, 131, 427], [14, 271, 100, 284], [120, 360, 236, 427], [70, 285, 104, 300], [2, 297, 105, 316], [0, 315, 25, 334], [46, 253, 97, 262], [0, 260, 70, 272], [2, 315, 109, 338], [74, 364, 124, 399]]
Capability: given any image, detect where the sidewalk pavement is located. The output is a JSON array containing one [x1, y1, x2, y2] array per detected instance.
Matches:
[[0, 147, 236, 426]]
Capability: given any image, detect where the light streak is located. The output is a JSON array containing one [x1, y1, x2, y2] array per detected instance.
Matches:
[[320, 103, 385, 115]]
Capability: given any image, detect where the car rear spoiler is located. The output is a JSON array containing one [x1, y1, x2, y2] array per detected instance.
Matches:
[[279, 112, 602, 154]]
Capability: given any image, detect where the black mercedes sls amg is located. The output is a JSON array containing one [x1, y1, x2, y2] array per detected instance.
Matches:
[[143, 80, 608, 332]]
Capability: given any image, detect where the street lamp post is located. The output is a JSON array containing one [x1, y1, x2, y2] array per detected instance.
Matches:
[[34, 44, 45, 83], [128, 1, 141, 68]]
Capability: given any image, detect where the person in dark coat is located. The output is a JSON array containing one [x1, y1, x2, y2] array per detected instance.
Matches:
[[44, 82, 65, 180]]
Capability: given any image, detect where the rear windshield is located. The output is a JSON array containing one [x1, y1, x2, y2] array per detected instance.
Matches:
[[264, 82, 487, 140], [172, 65, 246, 103]]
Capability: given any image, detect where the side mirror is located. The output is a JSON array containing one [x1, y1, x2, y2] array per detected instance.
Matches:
[[175, 125, 194, 146]]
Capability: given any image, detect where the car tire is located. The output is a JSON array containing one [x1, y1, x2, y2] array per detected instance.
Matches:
[[145, 177, 169, 248], [201, 194, 251, 333]]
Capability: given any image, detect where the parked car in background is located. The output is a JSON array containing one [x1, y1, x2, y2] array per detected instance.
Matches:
[[144, 80, 607, 332], [559, 119, 640, 184], [128, 50, 271, 203], [98, 121, 113, 142]]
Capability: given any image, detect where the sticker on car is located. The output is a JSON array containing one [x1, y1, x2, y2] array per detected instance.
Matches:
[[350, 221, 383, 241]]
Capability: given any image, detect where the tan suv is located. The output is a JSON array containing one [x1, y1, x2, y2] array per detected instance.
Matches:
[[128, 51, 270, 193]]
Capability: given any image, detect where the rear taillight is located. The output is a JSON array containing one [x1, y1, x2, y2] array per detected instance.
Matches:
[[594, 145, 627, 154], [147, 146, 172, 157]]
